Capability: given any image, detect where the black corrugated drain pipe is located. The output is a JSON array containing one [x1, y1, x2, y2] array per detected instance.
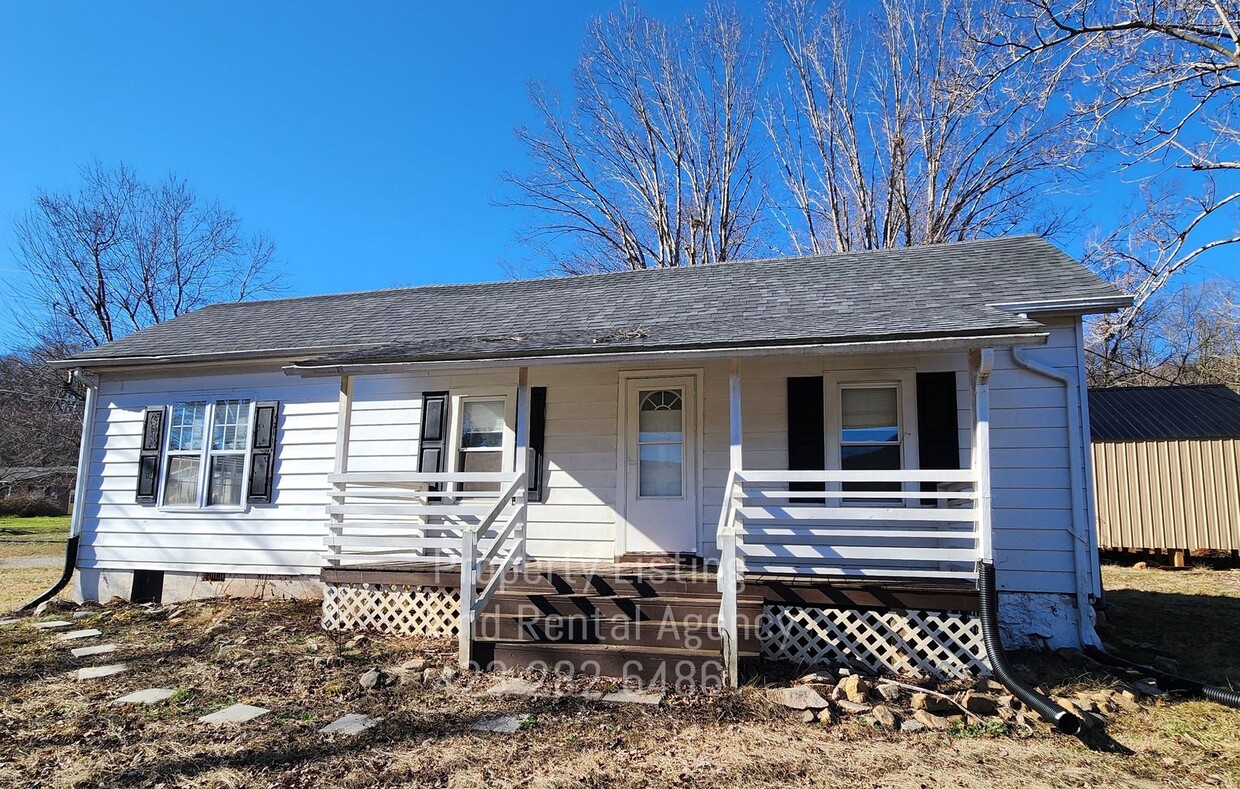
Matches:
[[1082, 645, 1240, 710], [978, 560, 1081, 735], [21, 535, 80, 611]]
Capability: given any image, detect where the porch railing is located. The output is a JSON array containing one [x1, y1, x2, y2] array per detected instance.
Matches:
[[324, 470, 527, 667], [715, 468, 981, 684]]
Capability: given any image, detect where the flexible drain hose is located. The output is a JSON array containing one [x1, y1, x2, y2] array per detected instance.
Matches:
[[978, 561, 1081, 735], [1082, 645, 1240, 710]]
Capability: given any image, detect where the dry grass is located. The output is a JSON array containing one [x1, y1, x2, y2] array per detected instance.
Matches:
[[0, 516, 69, 612], [0, 567, 1236, 788]]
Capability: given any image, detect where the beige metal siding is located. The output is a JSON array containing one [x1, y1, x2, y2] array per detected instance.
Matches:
[[1093, 438, 1240, 551]]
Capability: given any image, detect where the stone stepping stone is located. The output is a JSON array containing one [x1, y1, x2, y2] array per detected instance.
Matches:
[[72, 611, 98, 619], [78, 664, 127, 680], [602, 689, 664, 706], [71, 643, 118, 658], [0, 617, 21, 626], [486, 678, 542, 697], [471, 714, 530, 734], [115, 688, 178, 705], [57, 629, 102, 641], [199, 703, 270, 725], [31, 620, 72, 630], [577, 690, 605, 701], [320, 713, 381, 735]]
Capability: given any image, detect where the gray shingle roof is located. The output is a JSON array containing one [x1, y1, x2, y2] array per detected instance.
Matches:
[[1089, 385, 1240, 441], [65, 235, 1127, 368]]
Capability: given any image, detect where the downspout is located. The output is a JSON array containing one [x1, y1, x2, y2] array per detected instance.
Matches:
[[22, 369, 97, 611], [1010, 345, 1099, 647]]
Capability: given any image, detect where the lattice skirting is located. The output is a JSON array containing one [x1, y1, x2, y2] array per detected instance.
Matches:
[[321, 582, 460, 637], [760, 605, 990, 680]]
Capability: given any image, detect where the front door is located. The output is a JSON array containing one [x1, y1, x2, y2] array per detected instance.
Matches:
[[622, 376, 698, 555]]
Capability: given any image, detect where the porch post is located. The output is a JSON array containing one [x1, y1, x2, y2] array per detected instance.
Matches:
[[513, 366, 530, 566], [970, 349, 994, 566], [328, 375, 354, 568], [720, 358, 743, 686]]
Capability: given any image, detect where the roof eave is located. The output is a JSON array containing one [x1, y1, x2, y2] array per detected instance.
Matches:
[[990, 294, 1133, 316], [283, 330, 1052, 378]]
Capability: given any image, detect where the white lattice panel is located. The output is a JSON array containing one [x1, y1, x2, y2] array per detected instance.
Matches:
[[760, 605, 989, 679], [321, 582, 460, 637]]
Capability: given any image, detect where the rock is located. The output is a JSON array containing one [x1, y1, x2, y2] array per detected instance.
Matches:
[[838, 675, 870, 704], [871, 704, 898, 728], [795, 670, 835, 686], [422, 668, 438, 685], [1130, 680, 1165, 698], [835, 700, 871, 714], [1071, 696, 1099, 715], [818, 706, 839, 726], [800, 709, 818, 724], [999, 694, 1022, 711], [900, 719, 926, 733], [359, 668, 393, 691], [344, 634, 367, 650], [912, 709, 951, 730], [875, 683, 902, 702], [766, 686, 831, 711], [961, 691, 998, 716], [471, 714, 529, 734], [1152, 656, 1181, 676], [440, 666, 457, 683], [401, 657, 427, 671], [1111, 689, 1142, 713], [911, 692, 954, 714], [972, 678, 1005, 694], [1133, 561, 1148, 569]]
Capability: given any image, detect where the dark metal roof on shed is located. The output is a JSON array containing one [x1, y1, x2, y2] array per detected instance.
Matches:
[[1089, 385, 1240, 441], [61, 235, 1128, 369]]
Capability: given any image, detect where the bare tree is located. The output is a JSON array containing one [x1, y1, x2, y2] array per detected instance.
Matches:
[[0, 341, 83, 503], [501, 2, 769, 273], [766, 0, 1083, 255], [978, 0, 1240, 362], [11, 161, 281, 348], [1087, 277, 1240, 387]]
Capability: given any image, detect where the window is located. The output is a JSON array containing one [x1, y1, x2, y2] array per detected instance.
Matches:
[[839, 384, 902, 494], [637, 389, 684, 498], [161, 399, 253, 508], [457, 398, 505, 491]]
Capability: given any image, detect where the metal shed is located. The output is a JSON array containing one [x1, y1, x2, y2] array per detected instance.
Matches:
[[1089, 385, 1240, 560]]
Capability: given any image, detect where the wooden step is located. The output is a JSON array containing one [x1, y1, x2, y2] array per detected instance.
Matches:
[[482, 592, 763, 622], [486, 570, 735, 600], [473, 641, 741, 685], [475, 612, 762, 652]]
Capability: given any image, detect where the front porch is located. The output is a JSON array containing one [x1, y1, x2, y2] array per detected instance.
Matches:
[[318, 348, 1000, 684]]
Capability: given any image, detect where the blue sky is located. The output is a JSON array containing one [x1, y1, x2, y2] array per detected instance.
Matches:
[[0, 1, 697, 347]]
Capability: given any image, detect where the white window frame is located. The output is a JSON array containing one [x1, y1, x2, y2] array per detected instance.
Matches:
[[158, 399, 256, 512], [445, 389, 516, 479], [823, 369, 919, 503], [634, 386, 688, 501]]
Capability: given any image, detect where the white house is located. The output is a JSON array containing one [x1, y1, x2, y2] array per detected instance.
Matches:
[[52, 236, 1128, 684]]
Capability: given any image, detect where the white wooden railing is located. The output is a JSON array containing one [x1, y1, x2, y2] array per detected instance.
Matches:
[[324, 470, 527, 667], [716, 468, 982, 685]]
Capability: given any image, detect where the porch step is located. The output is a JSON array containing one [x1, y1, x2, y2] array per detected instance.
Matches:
[[487, 570, 727, 600], [476, 612, 762, 653], [482, 592, 761, 622], [473, 641, 741, 685]]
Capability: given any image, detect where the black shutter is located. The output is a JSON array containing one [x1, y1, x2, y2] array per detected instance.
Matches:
[[787, 377, 825, 501], [916, 372, 961, 500], [527, 386, 547, 501], [136, 407, 165, 503], [247, 401, 280, 504], [418, 392, 449, 473]]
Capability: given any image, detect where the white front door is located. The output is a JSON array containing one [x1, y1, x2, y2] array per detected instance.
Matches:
[[622, 376, 698, 554]]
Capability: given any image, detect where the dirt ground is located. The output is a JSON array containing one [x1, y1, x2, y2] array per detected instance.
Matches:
[[0, 565, 1237, 788]]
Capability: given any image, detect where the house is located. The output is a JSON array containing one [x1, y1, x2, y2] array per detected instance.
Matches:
[[0, 466, 76, 515], [1089, 384, 1240, 564], [52, 236, 1128, 683]]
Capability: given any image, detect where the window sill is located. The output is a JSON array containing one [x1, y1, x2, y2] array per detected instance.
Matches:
[[157, 505, 250, 515]]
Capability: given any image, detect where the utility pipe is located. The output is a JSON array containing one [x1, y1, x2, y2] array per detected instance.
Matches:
[[22, 369, 97, 611]]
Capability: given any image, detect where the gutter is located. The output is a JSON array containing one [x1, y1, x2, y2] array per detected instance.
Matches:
[[284, 331, 1052, 377], [22, 369, 97, 611], [1010, 345, 1100, 648]]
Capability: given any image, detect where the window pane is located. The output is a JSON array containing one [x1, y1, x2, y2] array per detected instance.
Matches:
[[842, 444, 900, 493], [211, 399, 252, 451], [461, 400, 504, 449], [168, 402, 207, 451], [841, 387, 898, 443], [207, 455, 245, 506], [639, 390, 683, 442], [460, 449, 502, 492], [163, 456, 201, 505], [639, 443, 682, 497]]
